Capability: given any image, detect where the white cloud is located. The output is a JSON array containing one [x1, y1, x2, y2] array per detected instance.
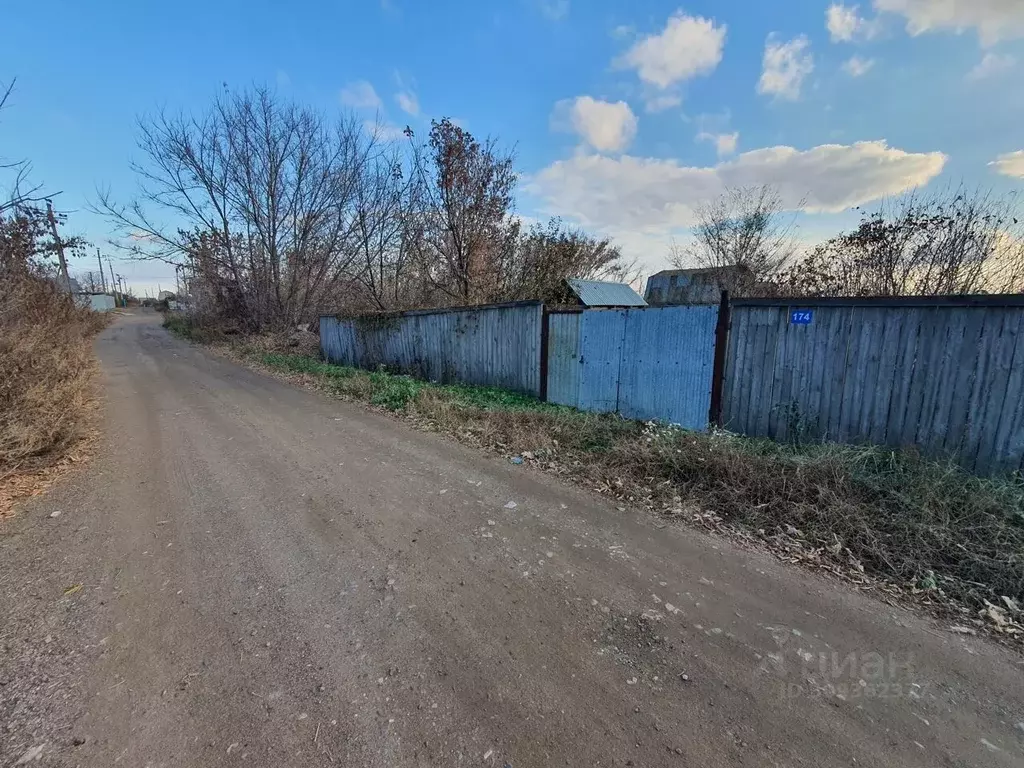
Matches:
[[645, 93, 683, 113], [616, 12, 726, 89], [827, 4, 883, 41], [967, 52, 1016, 80], [340, 80, 382, 110], [528, 141, 947, 234], [395, 90, 420, 116], [539, 0, 569, 20], [758, 36, 814, 100], [989, 150, 1024, 178], [828, 4, 860, 40], [842, 55, 876, 76], [697, 131, 739, 157], [366, 120, 408, 141], [553, 96, 638, 153], [874, 0, 1024, 45]]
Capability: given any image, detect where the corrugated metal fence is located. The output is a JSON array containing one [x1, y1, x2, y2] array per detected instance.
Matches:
[[320, 301, 544, 396], [546, 305, 719, 430], [318, 294, 1024, 475], [722, 297, 1024, 475]]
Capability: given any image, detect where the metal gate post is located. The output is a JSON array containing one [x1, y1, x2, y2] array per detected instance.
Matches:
[[708, 290, 730, 428]]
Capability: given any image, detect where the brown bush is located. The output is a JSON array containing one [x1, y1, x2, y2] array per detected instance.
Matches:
[[0, 271, 107, 485]]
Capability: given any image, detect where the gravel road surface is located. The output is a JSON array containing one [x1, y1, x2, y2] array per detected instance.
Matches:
[[2, 311, 1022, 767]]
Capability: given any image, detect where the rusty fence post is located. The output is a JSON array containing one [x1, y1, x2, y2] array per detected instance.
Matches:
[[708, 290, 730, 428], [539, 305, 550, 401]]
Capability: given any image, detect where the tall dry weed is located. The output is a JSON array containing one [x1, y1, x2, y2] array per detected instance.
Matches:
[[0, 272, 107, 484]]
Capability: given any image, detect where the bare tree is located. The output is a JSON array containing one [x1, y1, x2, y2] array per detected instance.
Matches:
[[409, 119, 518, 305], [98, 87, 378, 329], [101, 92, 634, 321], [0, 80, 48, 215], [670, 185, 800, 296], [499, 218, 638, 302], [75, 270, 104, 293], [349, 135, 421, 310], [785, 187, 1024, 297]]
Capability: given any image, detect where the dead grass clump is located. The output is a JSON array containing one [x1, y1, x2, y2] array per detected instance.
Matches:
[[0, 272, 107, 499], [164, 312, 319, 357], [416, 401, 1024, 613]]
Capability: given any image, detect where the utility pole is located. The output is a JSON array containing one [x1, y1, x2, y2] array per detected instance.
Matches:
[[108, 259, 119, 306], [97, 248, 107, 293], [45, 200, 73, 295]]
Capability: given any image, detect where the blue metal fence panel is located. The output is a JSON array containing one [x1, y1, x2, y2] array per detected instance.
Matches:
[[617, 305, 718, 429], [320, 302, 544, 396], [578, 310, 627, 412], [546, 312, 582, 407], [319, 315, 354, 364], [543, 306, 718, 428]]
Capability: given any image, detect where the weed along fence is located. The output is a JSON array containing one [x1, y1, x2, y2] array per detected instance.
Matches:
[[320, 294, 1024, 476], [319, 301, 545, 396], [721, 296, 1024, 475], [545, 305, 720, 430]]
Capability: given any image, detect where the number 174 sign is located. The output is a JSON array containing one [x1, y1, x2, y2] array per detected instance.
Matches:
[[791, 309, 814, 325]]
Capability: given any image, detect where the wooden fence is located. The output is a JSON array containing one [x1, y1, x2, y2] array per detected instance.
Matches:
[[319, 294, 1024, 475], [721, 296, 1024, 475], [320, 301, 544, 396]]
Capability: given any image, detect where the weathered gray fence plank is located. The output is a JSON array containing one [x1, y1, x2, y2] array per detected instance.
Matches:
[[884, 310, 922, 446], [723, 301, 1024, 475], [320, 302, 544, 396], [992, 317, 1024, 474], [867, 309, 903, 445], [973, 313, 1021, 472], [958, 309, 1000, 467]]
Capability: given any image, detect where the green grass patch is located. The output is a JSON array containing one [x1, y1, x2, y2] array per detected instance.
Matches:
[[162, 313, 197, 340], [162, 312, 223, 344], [437, 383, 565, 413], [368, 370, 425, 410], [259, 353, 359, 379], [255, 352, 558, 414]]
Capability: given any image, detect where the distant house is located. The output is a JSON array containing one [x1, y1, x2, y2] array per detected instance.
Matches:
[[644, 266, 754, 305], [560, 278, 647, 308], [74, 292, 116, 312]]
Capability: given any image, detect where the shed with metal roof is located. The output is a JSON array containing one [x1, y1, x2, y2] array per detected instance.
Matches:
[[565, 279, 647, 307]]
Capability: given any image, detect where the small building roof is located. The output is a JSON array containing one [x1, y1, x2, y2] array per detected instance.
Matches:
[[648, 265, 753, 280], [566, 279, 647, 307]]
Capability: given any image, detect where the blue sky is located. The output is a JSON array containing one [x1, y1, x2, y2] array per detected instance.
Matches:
[[2, 0, 1023, 294]]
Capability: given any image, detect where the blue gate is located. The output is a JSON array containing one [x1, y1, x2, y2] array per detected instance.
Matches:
[[546, 305, 719, 430]]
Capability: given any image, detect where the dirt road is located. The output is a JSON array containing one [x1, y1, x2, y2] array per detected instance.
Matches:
[[2, 311, 1022, 767]]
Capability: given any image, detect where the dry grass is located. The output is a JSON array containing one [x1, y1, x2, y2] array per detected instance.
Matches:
[[0, 272, 108, 516], [414, 402, 1024, 642]]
